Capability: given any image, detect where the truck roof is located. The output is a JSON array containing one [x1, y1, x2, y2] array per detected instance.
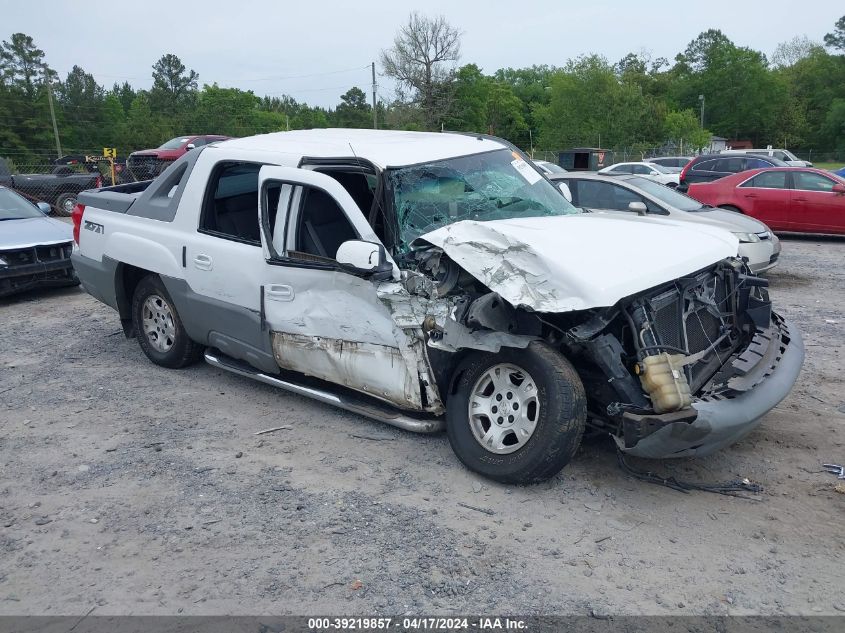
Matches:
[[214, 129, 507, 169]]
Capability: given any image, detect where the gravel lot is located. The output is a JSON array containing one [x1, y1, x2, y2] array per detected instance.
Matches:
[[1, 236, 843, 616]]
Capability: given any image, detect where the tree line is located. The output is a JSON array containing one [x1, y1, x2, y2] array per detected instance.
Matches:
[[1, 13, 844, 165]]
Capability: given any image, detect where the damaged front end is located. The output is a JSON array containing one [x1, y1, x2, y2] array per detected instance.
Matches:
[[556, 259, 804, 457], [396, 240, 802, 458]]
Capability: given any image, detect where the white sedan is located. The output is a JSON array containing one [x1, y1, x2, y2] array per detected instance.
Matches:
[[599, 161, 680, 187]]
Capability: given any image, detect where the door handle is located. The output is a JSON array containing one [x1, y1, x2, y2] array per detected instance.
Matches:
[[193, 254, 213, 271], [743, 193, 757, 198], [794, 197, 807, 202], [266, 284, 294, 301]]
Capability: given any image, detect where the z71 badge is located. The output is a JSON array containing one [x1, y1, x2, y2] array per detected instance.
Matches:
[[83, 220, 104, 234]]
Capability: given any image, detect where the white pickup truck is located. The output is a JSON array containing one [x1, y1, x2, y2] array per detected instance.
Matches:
[[71, 129, 804, 483]]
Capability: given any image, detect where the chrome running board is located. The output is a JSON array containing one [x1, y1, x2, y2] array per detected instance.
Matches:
[[204, 350, 445, 434]]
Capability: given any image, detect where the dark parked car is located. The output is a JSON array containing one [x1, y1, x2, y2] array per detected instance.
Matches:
[[0, 158, 101, 216], [679, 154, 787, 190], [0, 186, 78, 297]]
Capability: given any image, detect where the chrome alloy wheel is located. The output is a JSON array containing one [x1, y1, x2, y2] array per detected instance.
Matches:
[[142, 294, 176, 353], [468, 363, 539, 454]]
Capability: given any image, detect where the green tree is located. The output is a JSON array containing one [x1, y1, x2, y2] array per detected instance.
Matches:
[[111, 81, 136, 113], [822, 99, 845, 150], [0, 33, 48, 99], [776, 47, 845, 148], [493, 65, 558, 137], [664, 110, 710, 152], [445, 64, 488, 132], [190, 84, 268, 137], [824, 15, 845, 52], [334, 87, 371, 128], [535, 55, 660, 150], [150, 53, 198, 115], [670, 30, 788, 144], [125, 93, 168, 150], [58, 65, 105, 150]]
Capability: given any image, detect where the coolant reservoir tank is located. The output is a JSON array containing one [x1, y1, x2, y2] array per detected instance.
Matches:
[[638, 353, 692, 414]]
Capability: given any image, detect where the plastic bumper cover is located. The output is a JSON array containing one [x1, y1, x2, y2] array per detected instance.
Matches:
[[617, 315, 804, 458]]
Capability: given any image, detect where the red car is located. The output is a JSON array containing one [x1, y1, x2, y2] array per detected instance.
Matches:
[[686, 167, 845, 235], [127, 135, 230, 181]]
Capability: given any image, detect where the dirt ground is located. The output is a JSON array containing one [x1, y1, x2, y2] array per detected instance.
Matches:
[[1, 236, 843, 617]]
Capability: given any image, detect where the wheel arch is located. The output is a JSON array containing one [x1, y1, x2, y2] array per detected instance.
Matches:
[[115, 263, 157, 336]]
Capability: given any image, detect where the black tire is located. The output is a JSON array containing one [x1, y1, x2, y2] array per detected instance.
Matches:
[[131, 275, 203, 368], [54, 193, 77, 217], [446, 342, 587, 484], [719, 204, 743, 214]]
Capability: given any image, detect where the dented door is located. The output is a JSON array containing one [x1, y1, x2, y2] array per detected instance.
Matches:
[[257, 166, 426, 411]]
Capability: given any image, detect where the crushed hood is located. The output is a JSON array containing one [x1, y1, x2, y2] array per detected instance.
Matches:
[[415, 214, 739, 312]]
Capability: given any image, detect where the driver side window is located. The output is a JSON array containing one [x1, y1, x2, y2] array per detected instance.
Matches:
[[278, 185, 359, 262]]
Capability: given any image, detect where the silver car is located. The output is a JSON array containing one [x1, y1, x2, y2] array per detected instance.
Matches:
[[0, 186, 78, 297], [550, 173, 780, 273]]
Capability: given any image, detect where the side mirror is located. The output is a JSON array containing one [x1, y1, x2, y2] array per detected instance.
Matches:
[[558, 182, 573, 203], [628, 201, 648, 216], [185, 143, 196, 151], [36, 201, 51, 214], [833, 183, 845, 195], [336, 240, 392, 279]]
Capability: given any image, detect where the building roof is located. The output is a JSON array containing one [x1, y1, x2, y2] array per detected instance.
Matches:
[[214, 129, 507, 169]]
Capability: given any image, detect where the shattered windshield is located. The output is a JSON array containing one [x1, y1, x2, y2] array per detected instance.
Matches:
[[389, 148, 580, 251]]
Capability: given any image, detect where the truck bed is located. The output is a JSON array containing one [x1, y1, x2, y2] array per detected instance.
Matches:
[[78, 180, 152, 214]]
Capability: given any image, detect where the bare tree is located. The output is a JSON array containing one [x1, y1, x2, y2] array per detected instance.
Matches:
[[771, 36, 821, 68], [380, 12, 461, 130]]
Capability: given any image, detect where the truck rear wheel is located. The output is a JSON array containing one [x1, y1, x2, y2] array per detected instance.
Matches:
[[131, 275, 203, 368], [446, 342, 587, 484]]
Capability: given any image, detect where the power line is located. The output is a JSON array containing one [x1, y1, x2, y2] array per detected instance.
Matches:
[[52, 63, 372, 84]]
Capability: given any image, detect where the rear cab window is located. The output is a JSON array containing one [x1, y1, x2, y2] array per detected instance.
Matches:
[[199, 162, 263, 245]]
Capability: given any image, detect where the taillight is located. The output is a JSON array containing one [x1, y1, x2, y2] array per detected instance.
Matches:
[[679, 161, 692, 183], [71, 204, 85, 244], [95, 175, 102, 188]]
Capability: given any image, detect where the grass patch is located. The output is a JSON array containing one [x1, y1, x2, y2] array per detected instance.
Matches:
[[813, 161, 844, 171]]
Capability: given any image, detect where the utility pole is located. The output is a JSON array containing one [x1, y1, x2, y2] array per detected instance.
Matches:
[[371, 62, 377, 129], [44, 65, 62, 158], [698, 94, 705, 128]]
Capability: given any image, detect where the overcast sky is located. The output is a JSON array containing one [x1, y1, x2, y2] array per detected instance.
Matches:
[[3, 1, 841, 107]]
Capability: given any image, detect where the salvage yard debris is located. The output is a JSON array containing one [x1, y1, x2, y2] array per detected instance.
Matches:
[[254, 426, 293, 435], [616, 451, 763, 498]]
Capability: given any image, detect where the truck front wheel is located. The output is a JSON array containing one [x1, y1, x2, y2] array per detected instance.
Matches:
[[131, 275, 203, 368], [446, 342, 587, 484]]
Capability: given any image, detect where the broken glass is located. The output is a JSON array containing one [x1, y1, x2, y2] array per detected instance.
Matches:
[[388, 149, 581, 251]]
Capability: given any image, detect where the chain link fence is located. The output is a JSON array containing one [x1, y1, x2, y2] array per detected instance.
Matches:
[[531, 146, 844, 168], [0, 150, 149, 216]]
